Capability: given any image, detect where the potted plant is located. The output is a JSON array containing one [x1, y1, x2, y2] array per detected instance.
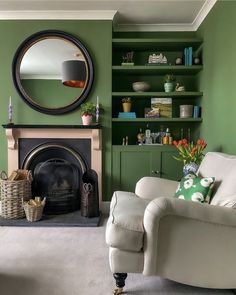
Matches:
[[164, 74, 176, 92], [80, 102, 96, 125], [122, 97, 132, 112]]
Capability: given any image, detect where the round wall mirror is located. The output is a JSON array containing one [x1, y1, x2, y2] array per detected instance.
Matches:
[[12, 30, 94, 115]]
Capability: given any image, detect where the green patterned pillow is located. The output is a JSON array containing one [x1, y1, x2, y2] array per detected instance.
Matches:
[[175, 173, 215, 203]]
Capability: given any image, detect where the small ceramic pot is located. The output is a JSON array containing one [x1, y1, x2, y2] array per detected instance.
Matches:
[[175, 57, 182, 65], [82, 114, 93, 125], [122, 102, 131, 112], [164, 82, 174, 92], [180, 105, 193, 118]]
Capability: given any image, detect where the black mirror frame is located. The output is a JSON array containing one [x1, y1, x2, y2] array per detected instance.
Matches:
[[12, 30, 94, 115]]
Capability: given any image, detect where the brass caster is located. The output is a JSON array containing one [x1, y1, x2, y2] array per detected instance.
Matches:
[[113, 287, 123, 295]]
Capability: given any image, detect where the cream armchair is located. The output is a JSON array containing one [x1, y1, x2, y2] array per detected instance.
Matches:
[[106, 152, 236, 294]]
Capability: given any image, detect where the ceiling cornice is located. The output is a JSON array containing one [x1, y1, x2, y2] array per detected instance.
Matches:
[[113, 23, 198, 32], [192, 0, 217, 30], [113, 0, 217, 32], [0, 10, 117, 20]]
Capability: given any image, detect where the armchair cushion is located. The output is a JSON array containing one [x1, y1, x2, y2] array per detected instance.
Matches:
[[175, 173, 215, 203], [106, 191, 149, 252], [198, 152, 236, 206]]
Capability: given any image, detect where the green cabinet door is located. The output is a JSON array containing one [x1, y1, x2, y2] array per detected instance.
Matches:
[[160, 151, 182, 181], [112, 146, 160, 192], [112, 145, 183, 194]]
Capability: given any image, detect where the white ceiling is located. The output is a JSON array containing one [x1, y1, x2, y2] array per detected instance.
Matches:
[[0, 0, 217, 31]]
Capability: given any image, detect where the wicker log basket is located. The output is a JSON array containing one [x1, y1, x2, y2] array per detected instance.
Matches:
[[24, 197, 46, 222], [0, 170, 32, 219]]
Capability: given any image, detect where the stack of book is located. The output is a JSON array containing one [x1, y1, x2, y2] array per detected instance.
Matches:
[[118, 112, 136, 118], [184, 47, 193, 66]]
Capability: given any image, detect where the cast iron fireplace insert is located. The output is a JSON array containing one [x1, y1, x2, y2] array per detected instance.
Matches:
[[20, 138, 90, 215]]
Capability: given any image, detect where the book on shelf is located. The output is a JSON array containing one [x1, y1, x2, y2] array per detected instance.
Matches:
[[188, 47, 193, 66], [184, 48, 188, 66], [184, 47, 193, 66], [144, 107, 160, 118], [118, 112, 136, 118], [151, 98, 172, 118]]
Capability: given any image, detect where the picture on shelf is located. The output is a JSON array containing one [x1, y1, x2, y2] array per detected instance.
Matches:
[[151, 98, 172, 118], [144, 107, 160, 118]]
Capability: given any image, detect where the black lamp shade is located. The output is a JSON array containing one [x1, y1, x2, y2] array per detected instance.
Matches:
[[62, 60, 86, 88]]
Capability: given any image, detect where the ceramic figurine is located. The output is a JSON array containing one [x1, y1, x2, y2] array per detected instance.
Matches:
[[148, 53, 167, 64], [175, 83, 185, 92]]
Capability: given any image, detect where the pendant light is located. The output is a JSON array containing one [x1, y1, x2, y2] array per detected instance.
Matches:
[[62, 60, 86, 88]]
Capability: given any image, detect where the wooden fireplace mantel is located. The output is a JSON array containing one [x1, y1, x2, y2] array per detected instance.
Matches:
[[2, 124, 103, 205], [2, 124, 102, 151]]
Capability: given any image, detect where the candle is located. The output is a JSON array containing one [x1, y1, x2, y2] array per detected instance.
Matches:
[[8, 96, 12, 123], [96, 96, 100, 123]]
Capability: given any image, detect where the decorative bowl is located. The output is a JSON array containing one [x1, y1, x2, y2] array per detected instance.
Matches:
[[132, 81, 150, 92]]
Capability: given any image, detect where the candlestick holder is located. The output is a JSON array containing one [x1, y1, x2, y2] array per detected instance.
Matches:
[[8, 96, 13, 125], [7, 120, 14, 126], [96, 104, 100, 123]]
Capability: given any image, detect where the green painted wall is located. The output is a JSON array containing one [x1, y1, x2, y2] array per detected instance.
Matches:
[[197, 1, 236, 154], [0, 20, 112, 200]]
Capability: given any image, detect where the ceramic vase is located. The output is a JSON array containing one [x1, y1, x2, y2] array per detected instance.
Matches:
[[164, 82, 175, 92], [82, 115, 93, 125], [183, 162, 199, 176]]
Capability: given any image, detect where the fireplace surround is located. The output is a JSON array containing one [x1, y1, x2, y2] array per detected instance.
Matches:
[[3, 124, 102, 211]]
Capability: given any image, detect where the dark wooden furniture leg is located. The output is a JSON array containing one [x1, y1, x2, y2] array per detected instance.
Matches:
[[113, 273, 127, 295]]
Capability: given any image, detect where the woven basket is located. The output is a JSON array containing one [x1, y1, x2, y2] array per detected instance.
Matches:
[[23, 203, 44, 222], [0, 171, 32, 219]]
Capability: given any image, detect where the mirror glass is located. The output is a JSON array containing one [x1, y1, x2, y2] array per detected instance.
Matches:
[[12, 30, 94, 115]]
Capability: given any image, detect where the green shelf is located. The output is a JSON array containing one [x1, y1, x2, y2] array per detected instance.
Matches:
[[112, 38, 203, 51], [112, 65, 203, 75], [112, 91, 203, 97], [112, 118, 202, 122]]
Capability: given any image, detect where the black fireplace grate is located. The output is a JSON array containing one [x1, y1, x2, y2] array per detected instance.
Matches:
[[33, 158, 81, 215], [43, 189, 80, 214]]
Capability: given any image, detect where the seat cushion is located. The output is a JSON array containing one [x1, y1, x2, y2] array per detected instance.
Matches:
[[106, 191, 149, 252]]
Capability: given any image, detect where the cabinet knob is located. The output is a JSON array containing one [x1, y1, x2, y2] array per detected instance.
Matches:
[[152, 170, 160, 175]]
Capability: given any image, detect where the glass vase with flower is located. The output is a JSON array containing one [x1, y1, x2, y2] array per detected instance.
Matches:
[[172, 138, 207, 175]]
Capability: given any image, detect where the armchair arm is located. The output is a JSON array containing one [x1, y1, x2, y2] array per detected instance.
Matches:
[[143, 197, 236, 288], [145, 196, 236, 227], [135, 177, 179, 200]]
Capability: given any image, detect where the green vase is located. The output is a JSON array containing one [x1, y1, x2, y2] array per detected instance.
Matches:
[[164, 82, 174, 92]]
